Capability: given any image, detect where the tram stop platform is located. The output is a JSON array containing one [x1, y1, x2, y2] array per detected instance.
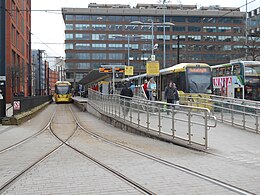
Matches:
[[72, 96, 260, 161]]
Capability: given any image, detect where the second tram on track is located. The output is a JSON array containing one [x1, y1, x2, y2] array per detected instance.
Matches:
[[123, 63, 213, 104], [54, 81, 73, 103], [211, 61, 260, 101]]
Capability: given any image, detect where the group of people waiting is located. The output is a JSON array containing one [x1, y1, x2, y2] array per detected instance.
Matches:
[[120, 78, 179, 116]]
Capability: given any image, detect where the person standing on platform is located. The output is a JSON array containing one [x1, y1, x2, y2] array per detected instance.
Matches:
[[147, 78, 157, 101], [164, 81, 179, 115], [142, 79, 149, 99], [120, 82, 133, 116]]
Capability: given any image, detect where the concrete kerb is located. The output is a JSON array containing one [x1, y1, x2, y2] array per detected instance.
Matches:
[[1, 100, 53, 125], [73, 99, 206, 152]]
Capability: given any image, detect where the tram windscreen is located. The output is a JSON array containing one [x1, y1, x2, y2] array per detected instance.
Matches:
[[56, 85, 71, 95], [186, 67, 212, 93]]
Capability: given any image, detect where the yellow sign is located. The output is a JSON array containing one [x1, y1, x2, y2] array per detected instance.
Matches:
[[125, 66, 134, 75], [146, 61, 160, 76]]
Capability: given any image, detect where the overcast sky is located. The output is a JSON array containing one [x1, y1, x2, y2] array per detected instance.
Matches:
[[31, 0, 259, 61]]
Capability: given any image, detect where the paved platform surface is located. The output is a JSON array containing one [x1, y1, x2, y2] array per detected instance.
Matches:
[[1, 99, 260, 194]]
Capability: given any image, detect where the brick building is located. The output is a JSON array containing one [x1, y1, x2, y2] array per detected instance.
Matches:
[[5, 0, 31, 102], [62, 3, 246, 86]]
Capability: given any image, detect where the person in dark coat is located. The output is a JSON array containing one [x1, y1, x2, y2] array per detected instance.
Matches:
[[164, 81, 179, 114], [120, 82, 133, 116]]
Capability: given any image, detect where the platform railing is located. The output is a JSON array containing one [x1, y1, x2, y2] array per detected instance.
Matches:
[[179, 94, 260, 133], [88, 90, 217, 150]]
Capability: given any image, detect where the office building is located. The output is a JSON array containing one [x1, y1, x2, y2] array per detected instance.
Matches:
[[62, 3, 246, 86]]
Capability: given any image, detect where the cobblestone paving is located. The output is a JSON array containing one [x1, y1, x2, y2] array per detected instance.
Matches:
[[3, 147, 143, 195], [1, 103, 260, 194]]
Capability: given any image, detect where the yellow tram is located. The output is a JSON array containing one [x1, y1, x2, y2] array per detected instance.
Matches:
[[54, 81, 73, 103]]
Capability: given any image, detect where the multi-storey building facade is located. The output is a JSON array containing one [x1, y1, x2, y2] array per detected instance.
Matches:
[[248, 7, 260, 35], [5, 0, 31, 102], [32, 50, 47, 96], [62, 3, 246, 86]]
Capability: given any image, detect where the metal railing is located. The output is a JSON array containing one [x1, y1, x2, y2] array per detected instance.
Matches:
[[179, 94, 260, 133], [88, 90, 217, 149]]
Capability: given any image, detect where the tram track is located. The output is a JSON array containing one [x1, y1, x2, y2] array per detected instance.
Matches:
[[70, 105, 256, 195], [0, 104, 257, 194], [1, 105, 155, 195], [0, 110, 56, 154], [0, 105, 77, 194]]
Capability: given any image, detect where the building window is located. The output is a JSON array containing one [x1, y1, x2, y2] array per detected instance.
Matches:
[[218, 26, 232, 33], [75, 43, 91, 50], [218, 17, 232, 24], [187, 17, 202, 23], [65, 15, 74, 20], [92, 34, 106, 40], [233, 27, 242, 33], [202, 17, 216, 23], [66, 44, 73, 50], [78, 63, 91, 69], [75, 15, 90, 21], [92, 24, 107, 31], [218, 36, 232, 42], [65, 33, 73, 39], [187, 35, 201, 41], [173, 26, 186, 32], [108, 44, 123, 49], [233, 36, 245, 42], [156, 35, 170, 40], [75, 33, 91, 40], [108, 53, 123, 60], [172, 16, 186, 22], [65, 24, 73, 30], [203, 26, 217, 33], [124, 25, 139, 31], [75, 24, 90, 30], [92, 44, 107, 50], [188, 26, 201, 32], [202, 35, 217, 42], [92, 53, 106, 60]]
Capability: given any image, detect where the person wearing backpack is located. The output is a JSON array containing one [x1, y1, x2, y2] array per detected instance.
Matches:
[[120, 82, 133, 116]]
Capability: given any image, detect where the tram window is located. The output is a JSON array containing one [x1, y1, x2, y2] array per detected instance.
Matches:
[[226, 67, 232, 75], [233, 64, 241, 75], [212, 68, 217, 77], [219, 67, 226, 76]]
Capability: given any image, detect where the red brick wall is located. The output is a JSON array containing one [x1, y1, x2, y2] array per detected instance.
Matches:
[[5, 0, 31, 103]]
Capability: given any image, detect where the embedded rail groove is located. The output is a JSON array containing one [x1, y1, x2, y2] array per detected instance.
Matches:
[[0, 106, 77, 194], [0, 110, 56, 154], [71, 106, 255, 195]]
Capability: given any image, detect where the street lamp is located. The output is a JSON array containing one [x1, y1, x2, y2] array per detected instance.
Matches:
[[130, 20, 174, 65]]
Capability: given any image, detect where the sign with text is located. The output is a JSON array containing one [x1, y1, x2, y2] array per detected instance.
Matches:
[[146, 61, 160, 76], [125, 66, 134, 75]]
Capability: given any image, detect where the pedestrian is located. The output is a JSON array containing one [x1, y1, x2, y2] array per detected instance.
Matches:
[[164, 81, 179, 115], [147, 78, 157, 101], [120, 82, 133, 116], [142, 79, 149, 99], [130, 82, 135, 93]]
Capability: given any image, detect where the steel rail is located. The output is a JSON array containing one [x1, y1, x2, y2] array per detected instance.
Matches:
[[0, 109, 57, 154], [71, 106, 255, 195], [0, 106, 76, 193]]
